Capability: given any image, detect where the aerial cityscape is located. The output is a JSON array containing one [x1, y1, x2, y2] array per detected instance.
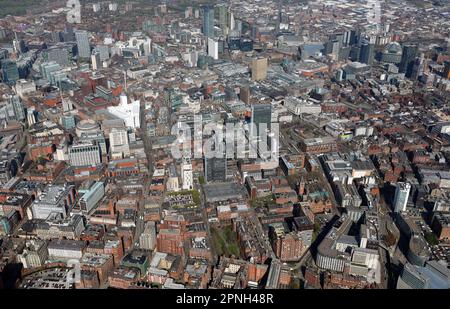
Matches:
[[0, 0, 449, 291]]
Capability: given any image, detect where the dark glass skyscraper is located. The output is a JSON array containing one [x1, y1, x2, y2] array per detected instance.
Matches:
[[349, 46, 361, 62], [399, 44, 418, 77], [1, 60, 19, 84], [202, 5, 214, 38], [251, 104, 272, 138], [359, 43, 375, 65], [204, 132, 227, 183], [204, 156, 227, 182]]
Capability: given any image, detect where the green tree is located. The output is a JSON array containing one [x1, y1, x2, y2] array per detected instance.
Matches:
[[424, 232, 439, 246]]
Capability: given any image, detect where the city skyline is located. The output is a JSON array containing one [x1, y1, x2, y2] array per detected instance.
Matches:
[[0, 0, 449, 295]]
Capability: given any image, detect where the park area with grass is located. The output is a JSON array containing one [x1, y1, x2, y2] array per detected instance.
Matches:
[[250, 195, 276, 209], [211, 225, 241, 258]]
